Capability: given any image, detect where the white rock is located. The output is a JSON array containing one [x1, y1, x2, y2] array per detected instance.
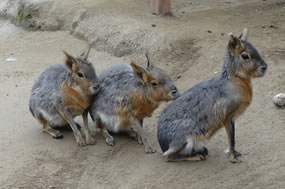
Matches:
[[6, 57, 16, 62], [273, 93, 285, 107]]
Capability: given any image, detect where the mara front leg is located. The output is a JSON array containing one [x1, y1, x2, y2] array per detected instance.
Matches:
[[225, 120, 242, 163], [82, 110, 96, 145], [130, 115, 156, 153], [94, 116, 115, 146], [58, 109, 85, 146]]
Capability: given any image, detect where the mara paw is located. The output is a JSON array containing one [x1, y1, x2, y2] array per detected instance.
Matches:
[[52, 131, 63, 139], [86, 137, 97, 145], [145, 146, 157, 154], [106, 137, 115, 146], [76, 136, 86, 146]]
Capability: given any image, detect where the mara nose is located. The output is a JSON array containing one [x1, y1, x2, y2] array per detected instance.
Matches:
[[93, 84, 100, 91], [171, 86, 178, 95], [261, 64, 267, 72]]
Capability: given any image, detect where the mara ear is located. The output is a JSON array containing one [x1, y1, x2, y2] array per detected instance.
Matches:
[[228, 33, 242, 56], [80, 44, 92, 61], [145, 51, 154, 69], [130, 62, 149, 85], [239, 28, 248, 41], [63, 51, 78, 72]]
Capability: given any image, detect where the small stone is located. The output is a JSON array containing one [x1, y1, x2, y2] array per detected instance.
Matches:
[[273, 93, 285, 107], [207, 30, 212, 33], [151, 24, 156, 27], [6, 57, 16, 62], [177, 75, 181, 79]]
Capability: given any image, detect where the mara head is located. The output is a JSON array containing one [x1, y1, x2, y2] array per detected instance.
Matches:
[[130, 52, 179, 102], [227, 28, 267, 79], [63, 45, 99, 95]]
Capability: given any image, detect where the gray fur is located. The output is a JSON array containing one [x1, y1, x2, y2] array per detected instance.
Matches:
[[90, 54, 179, 153], [29, 47, 99, 145], [91, 64, 137, 116], [157, 28, 267, 162]]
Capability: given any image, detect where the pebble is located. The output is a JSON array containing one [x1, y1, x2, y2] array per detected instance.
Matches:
[[6, 57, 17, 62], [273, 93, 285, 107]]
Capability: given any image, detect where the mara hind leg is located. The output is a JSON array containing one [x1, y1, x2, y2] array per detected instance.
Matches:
[[39, 118, 63, 139], [163, 139, 206, 162], [163, 138, 208, 161], [163, 146, 205, 162], [174, 154, 206, 161], [175, 139, 206, 161], [193, 141, 208, 157]]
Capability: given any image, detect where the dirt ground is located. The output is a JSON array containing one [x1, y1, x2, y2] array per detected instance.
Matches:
[[0, 0, 285, 188]]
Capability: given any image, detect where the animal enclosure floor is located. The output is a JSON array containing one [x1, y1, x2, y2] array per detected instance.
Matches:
[[0, 0, 285, 188]]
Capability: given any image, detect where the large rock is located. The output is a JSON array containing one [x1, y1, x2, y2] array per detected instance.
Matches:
[[0, 0, 62, 30], [0, 0, 199, 73]]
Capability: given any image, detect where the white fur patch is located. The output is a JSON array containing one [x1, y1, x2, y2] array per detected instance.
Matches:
[[89, 86, 98, 95], [194, 142, 205, 151], [98, 112, 121, 133], [39, 109, 67, 127], [180, 137, 195, 155]]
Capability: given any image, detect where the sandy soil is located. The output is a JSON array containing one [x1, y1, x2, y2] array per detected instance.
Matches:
[[0, 0, 285, 188]]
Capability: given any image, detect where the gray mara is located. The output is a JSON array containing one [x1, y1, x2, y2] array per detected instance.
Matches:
[[89, 53, 179, 153], [157, 28, 267, 162], [29, 46, 100, 146]]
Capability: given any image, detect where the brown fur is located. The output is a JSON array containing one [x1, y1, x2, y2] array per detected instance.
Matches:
[[196, 77, 253, 143], [39, 118, 47, 128], [130, 90, 159, 120], [233, 76, 253, 120], [116, 109, 134, 129], [61, 83, 93, 115]]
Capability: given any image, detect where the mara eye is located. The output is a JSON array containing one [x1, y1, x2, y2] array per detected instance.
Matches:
[[241, 53, 250, 60], [151, 82, 158, 86], [77, 72, 84, 78]]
